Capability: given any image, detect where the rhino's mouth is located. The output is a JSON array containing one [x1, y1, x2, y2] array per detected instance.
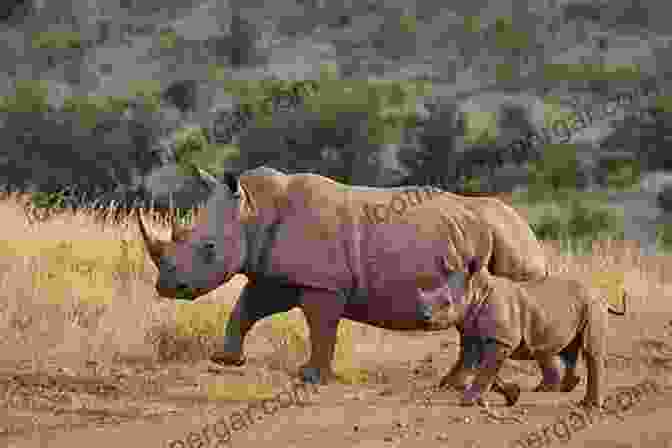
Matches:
[[159, 273, 237, 300]]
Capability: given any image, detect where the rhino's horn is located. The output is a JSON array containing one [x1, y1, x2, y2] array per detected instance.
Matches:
[[171, 220, 193, 242], [136, 208, 165, 268]]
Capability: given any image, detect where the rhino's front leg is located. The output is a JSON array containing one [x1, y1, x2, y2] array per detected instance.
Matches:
[[462, 338, 513, 407], [298, 288, 347, 385], [212, 280, 301, 366]]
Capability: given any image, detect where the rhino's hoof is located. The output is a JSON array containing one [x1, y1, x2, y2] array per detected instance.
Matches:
[[533, 382, 562, 393], [561, 374, 581, 392], [460, 396, 487, 407], [502, 384, 521, 407], [300, 366, 322, 384], [210, 352, 246, 367]]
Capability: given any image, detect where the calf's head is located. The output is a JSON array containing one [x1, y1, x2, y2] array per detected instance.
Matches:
[[425, 256, 483, 325], [137, 166, 246, 300]]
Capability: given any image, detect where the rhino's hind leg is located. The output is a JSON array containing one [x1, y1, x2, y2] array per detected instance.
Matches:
[[299, 288, 347, 385], [559, 336, 582, 392], [212, 281, 301, 366], [492, 377, 521, 407], [580, 349, 604, 409]]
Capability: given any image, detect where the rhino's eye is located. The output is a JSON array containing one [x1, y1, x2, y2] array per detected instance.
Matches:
[[201, 242, 216, 264]]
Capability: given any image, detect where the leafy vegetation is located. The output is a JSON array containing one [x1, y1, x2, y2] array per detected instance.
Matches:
[[0, 79, 51, 113], [527, 144, 581, 194], [513, 189, 625, 253], [32, 31, 82, 49]]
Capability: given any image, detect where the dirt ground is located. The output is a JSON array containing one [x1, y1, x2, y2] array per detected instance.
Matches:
[[2, 302, 671, 448]]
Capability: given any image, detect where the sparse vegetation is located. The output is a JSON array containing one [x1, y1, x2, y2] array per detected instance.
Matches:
[[0, 190, 667, 386], [32, 31, 82, 49]]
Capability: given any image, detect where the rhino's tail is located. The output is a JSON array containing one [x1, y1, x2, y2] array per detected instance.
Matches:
[[607, 290, 627, 316]]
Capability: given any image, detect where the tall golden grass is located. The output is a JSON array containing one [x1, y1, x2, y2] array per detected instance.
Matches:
[[0, 191, 670, 386]]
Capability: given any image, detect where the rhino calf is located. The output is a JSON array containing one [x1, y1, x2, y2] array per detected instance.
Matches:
[[429, 256, 622, 409]]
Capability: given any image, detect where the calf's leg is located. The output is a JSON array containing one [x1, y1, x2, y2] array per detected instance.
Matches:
[[532, 352, 564, 392], [581, 343, 605, 409], [440, 334, 519, 405], [439, 332, 477, 390], [462, 338, 513, 406], [559, 337, 582, 392]]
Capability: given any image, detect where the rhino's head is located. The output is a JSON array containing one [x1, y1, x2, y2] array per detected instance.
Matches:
[[136, 166, 246, 300]]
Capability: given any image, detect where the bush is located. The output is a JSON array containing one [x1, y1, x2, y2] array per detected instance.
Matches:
[[525, 195, 625, 243], [0, 79, 51, 113], [656, 223, 672, 251], [172, 126, 209, 163], [226, 77, 430, 184], [527, 144, 581, 195], [603, 158, 641, 189], [32, 31, 82, 49], [61, 95, 129, 130]]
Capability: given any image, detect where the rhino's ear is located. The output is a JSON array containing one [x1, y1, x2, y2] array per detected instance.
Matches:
[[185, 163, 220, 191], [466, 256, 481, 275], [222, 172, 240, 197]]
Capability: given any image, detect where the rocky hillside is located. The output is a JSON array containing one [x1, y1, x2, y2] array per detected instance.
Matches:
[[2, 0, 672, 240]]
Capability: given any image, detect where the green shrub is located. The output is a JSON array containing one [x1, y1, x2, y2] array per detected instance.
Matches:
[[399, 14, 417, 33], [126, 80, 162, 113], [172, 126, 209, 163], [527, 144, 580, 194], [218, 77, 431, 145], [0, 80, 50, 113], [464, 16, 480, 33], [526, 195, 624, 243], [188, 143, 241, 178], [656, 223, 672, 252], [602, 159, 641, 189], [61, 95, 130, 129], [32, 31, 82, 49], [158, 29, 178, 49]]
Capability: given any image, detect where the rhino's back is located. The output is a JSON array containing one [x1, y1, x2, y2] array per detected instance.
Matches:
[[453, 193, 547, 281], [516, 276, 589, 355]]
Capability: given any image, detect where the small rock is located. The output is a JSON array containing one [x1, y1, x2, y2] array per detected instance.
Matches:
[[378, 387, 393, 396]]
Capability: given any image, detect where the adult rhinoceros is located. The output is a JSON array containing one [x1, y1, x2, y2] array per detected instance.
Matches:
[[136, 165, 551, 388]]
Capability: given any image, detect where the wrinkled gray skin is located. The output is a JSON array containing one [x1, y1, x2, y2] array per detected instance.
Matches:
[[136, 166, 562, 403]]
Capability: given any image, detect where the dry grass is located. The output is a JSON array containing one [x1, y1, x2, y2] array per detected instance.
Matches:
[[0, 191, 670, 392]]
